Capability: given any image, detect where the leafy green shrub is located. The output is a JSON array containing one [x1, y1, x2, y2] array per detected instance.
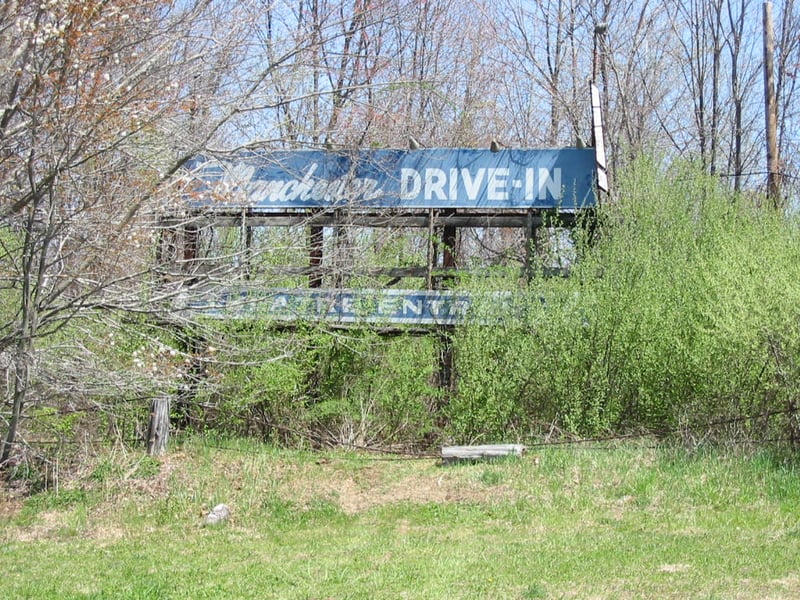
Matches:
[[577, 159, 800, 440], [449, 158, 800, 444], [195, 323, 440, 447]]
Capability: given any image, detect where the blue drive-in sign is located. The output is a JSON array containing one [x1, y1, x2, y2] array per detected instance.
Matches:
[[184, 148, 597, 211]]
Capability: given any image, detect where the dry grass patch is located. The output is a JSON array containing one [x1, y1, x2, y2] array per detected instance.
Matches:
[[278, 458, 515, 514]]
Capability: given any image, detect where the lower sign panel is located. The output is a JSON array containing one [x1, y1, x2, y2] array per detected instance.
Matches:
[[182, 288, 513, 325]]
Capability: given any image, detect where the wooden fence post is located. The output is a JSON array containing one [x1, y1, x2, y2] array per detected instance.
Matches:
[[146, 395, 170, 456]]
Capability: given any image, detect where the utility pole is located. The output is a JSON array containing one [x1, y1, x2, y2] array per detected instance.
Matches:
[[592, 22, 607, 85], [763, 1, 781, 208], [592, 23, 609, 196]]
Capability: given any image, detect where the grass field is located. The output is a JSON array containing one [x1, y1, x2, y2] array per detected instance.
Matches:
[[2, 438, 800, 599]]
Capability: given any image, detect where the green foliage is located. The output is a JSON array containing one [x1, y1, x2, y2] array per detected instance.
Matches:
[[570, 160, 800, 437], [478, 468, 504, 486], [448, 285, 545, 442], [89, 458, 124, 483], [449, 158, 800, 441], [23, 488, 90, 515], [196, 323, 441, 446], [133, 455, 162, 479], [28, 407, 81, 440], [522, 582, 549, 599]]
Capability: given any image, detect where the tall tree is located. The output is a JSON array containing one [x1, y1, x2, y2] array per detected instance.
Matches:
[[1, 0, 381, 464], [775, 0, 800, 201], [0, 0, 243, 463]]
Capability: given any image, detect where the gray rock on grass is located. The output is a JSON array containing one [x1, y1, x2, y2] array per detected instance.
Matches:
[[204, 503, 231, 526]]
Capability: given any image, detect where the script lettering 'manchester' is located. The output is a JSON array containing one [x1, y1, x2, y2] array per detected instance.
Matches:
[[223, 163, 385, 205]]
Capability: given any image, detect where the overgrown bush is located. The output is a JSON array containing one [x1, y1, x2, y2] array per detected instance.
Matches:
[[449, 159, 800, 444], [194, 323, 440, 447]]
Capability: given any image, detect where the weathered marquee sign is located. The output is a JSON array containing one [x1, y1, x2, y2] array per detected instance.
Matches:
[[172, 145, 600, 326], [183, 147, 598, 211]]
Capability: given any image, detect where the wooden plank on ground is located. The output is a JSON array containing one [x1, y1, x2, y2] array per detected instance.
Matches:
[[441, 444, 526, 464]]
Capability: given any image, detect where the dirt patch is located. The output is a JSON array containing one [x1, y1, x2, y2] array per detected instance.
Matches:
[[283, 460, 512, 514], [332, 472, 456, 513], [86, 523, 126, 544], [0, 495, 23, 520], [658, 563, 692, 573], [770, 574, 800, 590], [12, 510, 65, 542], [105, 452, 187, 500]]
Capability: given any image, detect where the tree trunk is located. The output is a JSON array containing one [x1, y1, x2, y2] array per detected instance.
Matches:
[[0, 342, 31, 466], [2, 209, 39, 468]]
